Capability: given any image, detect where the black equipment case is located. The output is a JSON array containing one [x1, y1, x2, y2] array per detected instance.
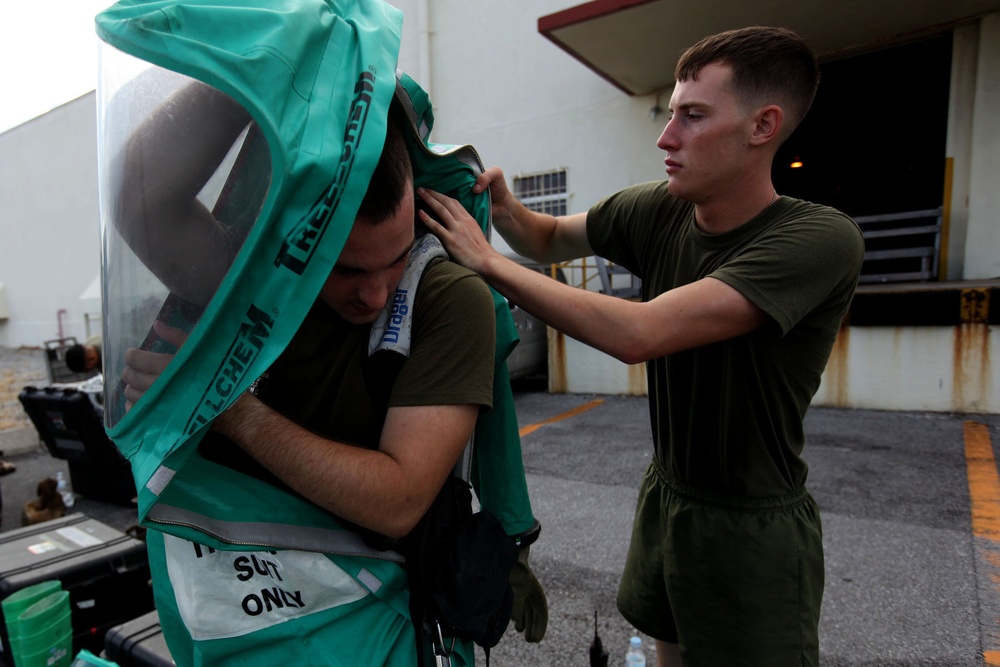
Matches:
[[103, 610, 174, 667], [17, 386, 136, 506], [0, 514, 154, 666]]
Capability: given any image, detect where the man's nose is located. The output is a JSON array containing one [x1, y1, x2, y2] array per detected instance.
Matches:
[[358, 277, 389, 310], [657, 118, 677, 151]]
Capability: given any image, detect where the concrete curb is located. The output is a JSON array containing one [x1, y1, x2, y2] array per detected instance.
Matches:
[[0, 427, 43, 457]]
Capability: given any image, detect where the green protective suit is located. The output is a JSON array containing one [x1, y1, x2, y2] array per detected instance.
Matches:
[[95, 1, 535, 664]]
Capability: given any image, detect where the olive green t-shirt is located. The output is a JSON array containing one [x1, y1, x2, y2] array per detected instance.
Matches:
[[256, 257, 496, 449], [588, 181, 864, 496]]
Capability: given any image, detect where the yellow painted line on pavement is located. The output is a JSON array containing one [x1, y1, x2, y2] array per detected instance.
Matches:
[[519, 398, 605, 438], [964, 421, 1000, 666], [966, 421, 1000, 541]]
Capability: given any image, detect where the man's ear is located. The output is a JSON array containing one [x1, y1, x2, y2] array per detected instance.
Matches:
[[749, 105, 783, 147]]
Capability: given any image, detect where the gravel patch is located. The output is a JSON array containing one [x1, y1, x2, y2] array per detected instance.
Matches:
[[0, 346, 49, 432]]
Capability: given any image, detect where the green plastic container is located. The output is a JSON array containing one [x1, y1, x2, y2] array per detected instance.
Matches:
[[9, 591, 72, 667], [2, 581, 64, 667], [15, 627, 72, 667], [2, 580, 62, 638], [10, 610, 72, 655], [17, 591, 70, 638], [69, 650, 120, 667]]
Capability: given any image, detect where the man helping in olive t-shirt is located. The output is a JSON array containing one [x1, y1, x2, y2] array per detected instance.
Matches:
[[418, 26, 864, 667]]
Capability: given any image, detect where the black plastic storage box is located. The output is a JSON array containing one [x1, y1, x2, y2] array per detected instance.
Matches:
[[0, 514, 154, 666], [17, 386, 136, 506], [103, 610, 174, 667]]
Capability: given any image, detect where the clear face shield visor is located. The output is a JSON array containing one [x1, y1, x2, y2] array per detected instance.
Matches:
[[97, 44, 272, 428]]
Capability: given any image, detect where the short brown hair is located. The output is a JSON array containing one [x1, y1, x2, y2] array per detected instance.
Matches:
[[64, 344, 87, 372], [675, 26, 819, 136], [356, 100, 412, 224]]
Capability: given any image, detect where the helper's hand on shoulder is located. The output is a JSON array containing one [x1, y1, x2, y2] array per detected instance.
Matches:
[[417, 187, 500, 275]]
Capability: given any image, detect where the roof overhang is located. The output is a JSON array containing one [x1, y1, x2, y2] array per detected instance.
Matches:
[[539, 0, 1000, 95]]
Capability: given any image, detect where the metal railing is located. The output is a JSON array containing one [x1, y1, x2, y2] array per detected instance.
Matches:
[[547, 205, 945, 293], [855, 207, 943, 284], [550, 257, 641, 298]]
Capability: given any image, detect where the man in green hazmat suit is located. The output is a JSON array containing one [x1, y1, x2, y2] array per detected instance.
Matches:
[[95, 2, 546, 665]]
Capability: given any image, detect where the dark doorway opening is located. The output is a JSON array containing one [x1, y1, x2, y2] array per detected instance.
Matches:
[[773, 33, 953, 218]]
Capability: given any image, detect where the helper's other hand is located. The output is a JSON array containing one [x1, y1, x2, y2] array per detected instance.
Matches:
[[470, 166, 517, 227], [509, 544, 548, 643]]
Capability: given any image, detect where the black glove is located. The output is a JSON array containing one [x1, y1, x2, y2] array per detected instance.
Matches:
[[509, 544, 548, 642]]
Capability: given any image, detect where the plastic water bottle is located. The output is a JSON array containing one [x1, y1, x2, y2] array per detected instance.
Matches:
[[626, 635, 646, 667], [56, 471, 75, 507]]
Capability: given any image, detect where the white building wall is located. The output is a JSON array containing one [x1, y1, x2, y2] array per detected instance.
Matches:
[[394, 0, 667, 253], [0, 3, 996, 413], [390, 0, 670, 391], [393, 0, 424, 87], [813, 324, 998, 413], [943, 23, 978, 281], [964, 13, 1000, 279], [390, 2, 1000, 413], [0, 93, 101, 348]]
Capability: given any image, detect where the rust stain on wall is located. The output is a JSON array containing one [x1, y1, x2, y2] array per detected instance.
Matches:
[[548, 327, 567, 394], [954, 325, 968, 409], [953, 323, 992, 412], [824, 320, 851, 407], [627, 361, 647, 396], [960, 288, 990, 324]]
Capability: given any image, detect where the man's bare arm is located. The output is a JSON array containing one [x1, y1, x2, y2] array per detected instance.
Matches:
[[121, 318, 478, 538], [116, 81, 253, 305], [213, 396, 478, 539], [420, 188, 770, 364], [484, 268, 769, 363]]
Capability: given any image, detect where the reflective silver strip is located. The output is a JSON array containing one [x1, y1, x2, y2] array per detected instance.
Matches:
[[146, 465, 176, 495], [394, 73, 431, 140], [356, 567, 383, 594], [147, 504, 405, 563]]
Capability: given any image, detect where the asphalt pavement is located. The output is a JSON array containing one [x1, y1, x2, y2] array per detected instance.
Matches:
[[485, 384, 1000, 667], [1, 379, 998, 667]]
